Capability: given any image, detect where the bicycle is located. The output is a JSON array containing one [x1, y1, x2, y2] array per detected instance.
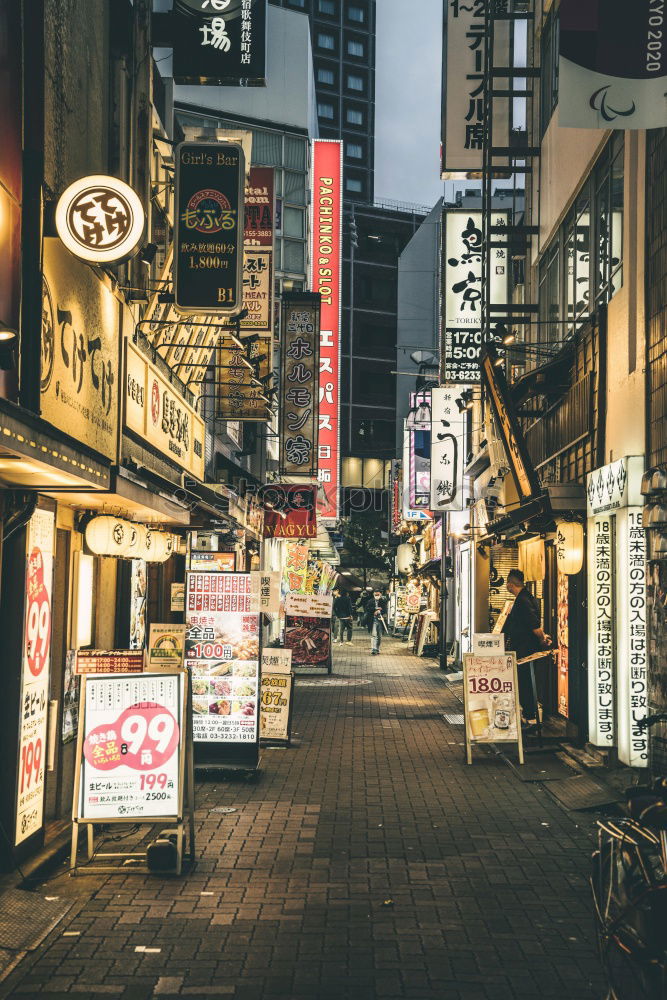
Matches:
[[591, 714, 667, 999]]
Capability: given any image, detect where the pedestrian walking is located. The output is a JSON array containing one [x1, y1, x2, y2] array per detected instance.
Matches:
[[368, 590, 388, 655], [358, 588, 374, 632], [333, 589, 354, 644], [502, 569, 551, 723]]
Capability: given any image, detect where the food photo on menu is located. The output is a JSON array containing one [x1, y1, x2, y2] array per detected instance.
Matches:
[[284, 615, 331, 667]]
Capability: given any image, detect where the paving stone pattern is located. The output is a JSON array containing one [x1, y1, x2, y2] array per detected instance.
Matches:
[[1, 633, 605, 999]]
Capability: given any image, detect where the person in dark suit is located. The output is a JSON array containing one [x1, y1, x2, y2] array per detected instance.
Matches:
[[368, 591, 388, 655], [502, 568, 551, 720], [333, 589, 354, 644]]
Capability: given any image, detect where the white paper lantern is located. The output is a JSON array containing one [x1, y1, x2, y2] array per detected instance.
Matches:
[[151, 532, 175, 563], [555, 520, 584, 575], [85, 516, 131, 557], [396, 543, 414, 575]]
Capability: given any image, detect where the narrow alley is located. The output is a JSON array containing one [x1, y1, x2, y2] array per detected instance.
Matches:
[[1, 636, 604, 1000]]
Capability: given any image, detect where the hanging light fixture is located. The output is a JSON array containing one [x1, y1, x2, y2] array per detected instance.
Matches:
[[555, 520, 584, 575], [85, 516, 176, 562]]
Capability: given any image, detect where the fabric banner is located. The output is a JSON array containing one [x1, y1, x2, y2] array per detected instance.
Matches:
[[559, 0, 667, 130], [262, 484, 317, 539]]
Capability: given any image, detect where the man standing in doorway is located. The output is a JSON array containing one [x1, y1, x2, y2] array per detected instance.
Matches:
[[369, 590, 388, 655], [502, 569, 551, 722], [333, 588, 354, 644]]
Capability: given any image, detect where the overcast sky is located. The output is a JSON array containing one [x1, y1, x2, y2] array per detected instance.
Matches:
[[374, 0, 444, 209]]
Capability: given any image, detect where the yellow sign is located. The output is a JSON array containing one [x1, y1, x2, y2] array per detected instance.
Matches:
[[41, 239, 121, 460], [124, 341, 205, 480], [241, 248, 273, 333]]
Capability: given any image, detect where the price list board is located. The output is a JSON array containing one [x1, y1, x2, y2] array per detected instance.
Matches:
[[76, 672, 184, 821], [185, 571, 261, 770]]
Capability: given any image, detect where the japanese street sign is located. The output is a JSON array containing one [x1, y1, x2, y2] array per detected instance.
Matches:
[[215, 339, 270, 421], [260, 668, 293, 743], [430, 385, 467, 512], [174, 142, 245, 315], [173, 0, 267, 87], [250, 571, 281, 614], [75, 650, 145, 675], [241, 167, 274, 335], [559, 0, 667, 130], [15, 509, 54, 846], [125, 341, 206, 480], [284, 592, 333, 619], [262, 484, 317, 540], [311, 140, 342, 520], [441, 0, 509, 176], [280, 293, 320, 477], [147, 625, 187, 670], [55, 175, 145, 266], [442, 210, 508, 383]]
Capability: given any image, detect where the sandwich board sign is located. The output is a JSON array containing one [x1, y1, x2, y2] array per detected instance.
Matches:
[[462, 652, 524, 765]]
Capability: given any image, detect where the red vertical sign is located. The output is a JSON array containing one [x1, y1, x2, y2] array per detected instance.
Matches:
[[311, 140, 342, 521]]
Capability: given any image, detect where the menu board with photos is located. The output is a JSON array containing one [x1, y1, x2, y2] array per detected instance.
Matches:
[[185, 572, 261, 768]]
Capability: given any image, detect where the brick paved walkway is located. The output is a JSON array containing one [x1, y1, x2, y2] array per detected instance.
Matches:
[[1, 633, 605, 1000]]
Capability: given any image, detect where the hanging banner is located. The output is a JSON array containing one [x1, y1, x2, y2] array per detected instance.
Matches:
[[262, 484, 317, 539], [279, 293, 320, 477], [408, 391, 432, 511], [185, 572, 260, 768], [430, 385, 467, 512], [441, 1, 509, 175], [311, 140, 342, 521], [557, 572, 569, 718], [442, 211, 509, 383], [559, 0, 667, 130], [15, 509, 54, 846], [617, 509, 648, 767], [77, 672, 183, 820], [174, 141, 245, 315], [282, 542, 309, 594], [390, 459, 403, 533], [284, 592, 333, 619]]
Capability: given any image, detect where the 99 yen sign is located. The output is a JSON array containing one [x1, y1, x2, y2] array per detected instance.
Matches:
[[25, 546, 51, 676]]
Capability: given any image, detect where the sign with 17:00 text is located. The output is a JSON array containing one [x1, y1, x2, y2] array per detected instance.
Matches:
[[174, 142, 245, 315]]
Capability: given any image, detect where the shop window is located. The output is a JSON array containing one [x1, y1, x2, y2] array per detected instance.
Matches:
[[283, 238, 305, 274], [540, 9, 559, 136], [347, 73, 364, 92], [284, 170, 307, 205], [594, 133, 624, 303], [285, 135, 307, 170], [538, 240, 560, 347], [317, 32, 335, 50], [317, 67, 335, 86]]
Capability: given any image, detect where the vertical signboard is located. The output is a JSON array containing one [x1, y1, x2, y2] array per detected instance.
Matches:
[[311, 140, 342, 521], [173, 0, 267, 87], [442, 211, 508, 383], [556, 572, 569, 718], [586, 457, 646, 760], [185, 572, 260, 768], [215, 340, 270, 421], [559, 0, 667, 130], [430, 385, 467, 512], [241, 166, 274, 335], [15, 509, 54, 845], [408, 391, 432, 510], [279, 293, 320, 477], [174, 142, 245, 315], [390, 459, 403, 534], [441, 1, 509, 176]]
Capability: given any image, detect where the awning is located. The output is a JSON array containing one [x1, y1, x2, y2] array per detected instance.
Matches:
[[483, 483, 586, 540], [415, 558, 442, 579]]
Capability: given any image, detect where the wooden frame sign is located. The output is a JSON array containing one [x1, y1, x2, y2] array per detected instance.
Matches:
[[462, 652, 524, 765]]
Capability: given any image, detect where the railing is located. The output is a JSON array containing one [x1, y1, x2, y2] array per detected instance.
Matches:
[[371, 196, 433, 216], [524, 372, 594, 469]]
